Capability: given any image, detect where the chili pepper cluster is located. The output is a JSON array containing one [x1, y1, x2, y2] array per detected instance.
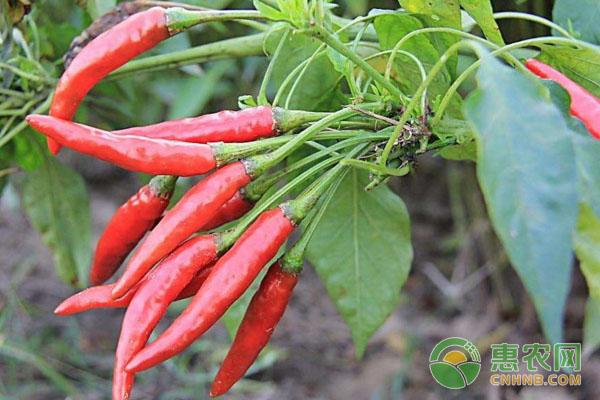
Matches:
[[26, 7, 338, 399], [24, 5, 600, 400]]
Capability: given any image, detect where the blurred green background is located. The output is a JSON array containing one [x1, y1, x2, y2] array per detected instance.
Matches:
[[4, 1, 597, 399]]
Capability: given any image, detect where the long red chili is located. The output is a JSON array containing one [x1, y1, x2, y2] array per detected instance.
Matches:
[[125, 207, 295, 373], [525, 59, 600, 139], [111, 161, 252, 298], [210, 261, 298, 397], [48, 7, 169, 155], [27, 115, 218, 176], [115, 107, 276, 143], [89, 175, 176, 285], [54, 265, 214, 315], [113, 234, 217, 400]]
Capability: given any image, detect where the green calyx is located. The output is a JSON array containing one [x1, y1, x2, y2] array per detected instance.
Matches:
[[149, 175, 178, 199], [272, 108, 329, 132], [280, 252, 304, 274]]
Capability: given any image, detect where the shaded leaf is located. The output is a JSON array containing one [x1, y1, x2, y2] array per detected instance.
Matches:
[[437, 140, 477, 162], [536, 45, 600, 99], [267, 30, 346, 111], [553, 0, 600, 45], [398, 0, 461, 77], [459, 0, 504, 45], [306, 169, 413, 358], [81, 0, 116, 20], [574, 205, 600, 304], [374, 13, 462, 117], [21, 155, 91, 286], [464, 52, 578, 344]]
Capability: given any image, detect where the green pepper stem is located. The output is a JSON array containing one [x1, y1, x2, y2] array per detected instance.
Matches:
[[108, 33, 266, 79], [218, 154, 345, 251], [243, 131, 391, 202], [286, 144, 368, 223], [165, 8, 266, 35], [310, 26, 406, 103], [280, 173, 345, 274]]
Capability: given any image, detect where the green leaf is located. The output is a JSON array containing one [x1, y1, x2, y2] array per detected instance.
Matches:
[[254, 0, 286, 20], [583, 297, 600, 357], [398, 0, 461, 77], [574, 205, 600, 304], [267, 31, 346, 111], [306, 169, 413, 358], [553, 0, 600, 45], [21, 156, 92, 286], [12, 129, 45, 172], [542, 80, 600, 218], [83, 0, 116, 20], [459, 0, 505, 46], [437, 140, 477, 162], [464, 52, 579, 344], [536, 45, 600, 98], [374, 13, 462, 117]]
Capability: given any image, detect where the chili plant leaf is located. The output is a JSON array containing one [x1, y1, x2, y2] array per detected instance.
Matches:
[[266, 30, 346, 111], [21, 155, 92, 287], [82, 0, 116, 20], [459, 0, 504, 46], [574, 205, 600, 305], [398, 0, 461, 77], [374, 13, 462, 117], [464, 52, 578, 344], [553, 0, 600, 45], [536, 46, 600, 99], [583, 297, 600, 358], [306, 169, 413, 358]]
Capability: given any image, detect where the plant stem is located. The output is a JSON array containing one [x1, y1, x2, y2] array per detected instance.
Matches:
[[219, 154, 345, 249], [108, 33, 266, 79], [311, 26, 406, 103], [431, 36, 589, 126], [288, 144, 367, 222], [244, 132, 388, 202], [258, 29, 290, 106], [493, 12, 573, 39], [247, 107, 366, 177], [165, 8, 266, 35], [0, 94, 52, 148], [281, 177, 343, 273]]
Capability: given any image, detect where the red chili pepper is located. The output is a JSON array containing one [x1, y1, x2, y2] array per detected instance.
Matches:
[[125, 207, 295, 373], [26, 115, 219, 176], [202, 191, 253, 231], [525, 59, 600, 139], [48, 7, 169, 155], [210, 261, 298, 397], [113, 234, 217, 400], [89, 175, 176, 285], [111, 162, 252, 298], [54, 264, 214, 315], [115, 107, 276, 143]]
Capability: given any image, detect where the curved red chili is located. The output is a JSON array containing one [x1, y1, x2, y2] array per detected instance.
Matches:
[[90, 175, 176, 285], [113, 234, 217, 400], [202, 191, 253, 231], [26, 115, 217, 176], [111, 162, 252, 298], [54, 264, 214, 315], [115, 107, 275, 143], [210, 261, 298, 397], [125, 207, 295, 373], [48, 7, 169, 154], [525, 59, 600, 139]]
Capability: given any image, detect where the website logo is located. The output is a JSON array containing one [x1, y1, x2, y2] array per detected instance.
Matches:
[[429, 337, 482, 389]]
